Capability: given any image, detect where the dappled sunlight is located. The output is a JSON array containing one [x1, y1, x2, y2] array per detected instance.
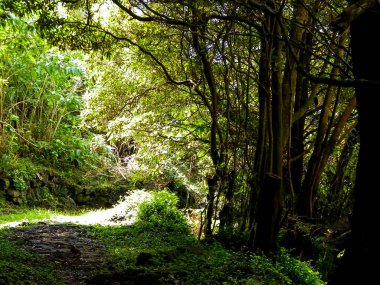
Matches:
[[0, 190, 152, 228], [52, 190, 152, 226]]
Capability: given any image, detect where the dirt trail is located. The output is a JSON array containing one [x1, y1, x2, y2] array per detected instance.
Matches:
[[1, 191, 167, 284], [5, 223, 114, 285]]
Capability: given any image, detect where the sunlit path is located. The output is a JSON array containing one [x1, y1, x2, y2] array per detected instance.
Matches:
[[0, 190, 152, 228]]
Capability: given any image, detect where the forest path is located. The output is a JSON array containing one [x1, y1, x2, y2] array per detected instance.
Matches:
[[1, 191, 162, 284], [4, 222, 114, 285], [0, 191, 149, 285]]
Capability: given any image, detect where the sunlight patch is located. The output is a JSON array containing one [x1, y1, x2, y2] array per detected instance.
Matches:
[[0, 190, 152, 228], [52, 190, 152, 226]]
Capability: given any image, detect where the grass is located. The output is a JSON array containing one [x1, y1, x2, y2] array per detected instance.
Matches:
[[0, 207, 56, 225], [87, 223, 326, 284], [85, 190, 325, 284], [0, 205, 89, 227], [87, 223, 243, 284], [0, 191, 326, 285]]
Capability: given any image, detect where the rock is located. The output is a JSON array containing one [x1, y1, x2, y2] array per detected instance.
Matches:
[[0, 178, 10, 190], [7, 189, 21, 197], [62, 196, 77, 209], [69, 244, 82, 255], [12, 197, 23, 205]]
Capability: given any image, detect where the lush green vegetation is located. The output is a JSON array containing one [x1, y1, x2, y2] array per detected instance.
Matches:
[[0, 207, 58, 225], [1, 0, 378, 284], [0, 192, 324, 284], [0, 11, 127, 209]]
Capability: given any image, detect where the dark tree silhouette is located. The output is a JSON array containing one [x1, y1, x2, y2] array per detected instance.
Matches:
[[330, 1, 380, 283]]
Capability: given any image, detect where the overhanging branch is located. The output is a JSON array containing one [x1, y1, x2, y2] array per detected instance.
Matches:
[[299, 68, 380, 88]]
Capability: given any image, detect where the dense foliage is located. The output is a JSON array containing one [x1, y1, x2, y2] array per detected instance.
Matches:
[[0, 11, 127, 208], [1, 0, 379, 283]]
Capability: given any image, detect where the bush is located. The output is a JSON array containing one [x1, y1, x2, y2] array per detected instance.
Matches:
[[0, 155, 38, 192], [137, 190, 190, 233], [250, 253, 292, 284], [274, 248, 325, 285], [249, 248, 325, 285]]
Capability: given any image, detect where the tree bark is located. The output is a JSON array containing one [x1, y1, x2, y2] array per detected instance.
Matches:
[[251, 9, 284, 252], [219, 170, 236, 232], [205, 175, 218, 238], [248, 17, 271, 236], [329, 2, 380, 284], [253, 173, 282, 251]]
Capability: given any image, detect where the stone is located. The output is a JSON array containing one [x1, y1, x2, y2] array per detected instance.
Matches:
[[0, 178, 10, 190], [7, 189, 21, 197]]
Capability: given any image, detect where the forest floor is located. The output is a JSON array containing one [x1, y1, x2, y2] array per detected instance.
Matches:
[[0, 191, 328, 285], [1, 191, 179, 284], [4, 222, 114, 284]]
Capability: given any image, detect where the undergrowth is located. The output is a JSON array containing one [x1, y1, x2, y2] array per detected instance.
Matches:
[[0, 190, 325, 284], [87, 190, 325, 284]]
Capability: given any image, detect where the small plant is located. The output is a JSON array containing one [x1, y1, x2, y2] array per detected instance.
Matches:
[[137, 189, 190, 233], [0, 155, 38, 191]]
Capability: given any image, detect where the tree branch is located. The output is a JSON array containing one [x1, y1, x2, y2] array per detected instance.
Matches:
[[80, 23, 196, 87], [330, 0, 380, 32], [299, 68, 380, 88]]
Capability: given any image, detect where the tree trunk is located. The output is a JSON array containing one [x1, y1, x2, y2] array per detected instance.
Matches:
[[329, 3, 380, 284], [219, 170, 236, 232], [205, 175, 218, 238], [297, 35, 348, 217], [253, 173, 282, 251], [282, 0, 308, 144], [326, 126, 358, 220], [252, 11, 284, 252], [290, 22, 314, 205], [248, 18, 271, 235], [191, 7, 224, 239]]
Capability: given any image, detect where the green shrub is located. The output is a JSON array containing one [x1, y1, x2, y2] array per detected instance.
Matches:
[[0, 155, 38, 191], [251, 253, 292, 284], [274, 248, 325, 285], [249, 248, 325, 285], [137, 190, 190, 233]]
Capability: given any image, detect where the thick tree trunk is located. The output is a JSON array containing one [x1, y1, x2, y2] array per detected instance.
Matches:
[[282, 0, 308, 144], [252, 13, 284, 252], [253, 173, 282, 251], [329, 3, 380, 284], [248, 19, 271, 236], [290, 31, 312, 204]]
